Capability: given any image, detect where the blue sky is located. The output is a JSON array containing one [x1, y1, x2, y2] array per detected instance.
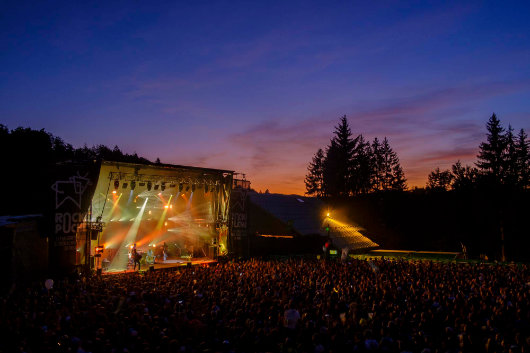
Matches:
[[2, 0, 530, 193]]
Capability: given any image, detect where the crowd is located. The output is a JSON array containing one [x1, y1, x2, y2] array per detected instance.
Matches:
[[1, 259, 528, 353]]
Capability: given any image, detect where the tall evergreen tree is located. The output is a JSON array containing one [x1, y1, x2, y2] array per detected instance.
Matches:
[[371, 137, 384, 191], [379, 137, 406, 191], [451, 161, 478, 191], [503, 125, 518, 186], [323, 116, 357, 197], [350, 134, 372, 195], [476, 113, 507, 184], [515, 128, 530, 188], [426, 168, 453, 190], [305, 148, 325, 197]]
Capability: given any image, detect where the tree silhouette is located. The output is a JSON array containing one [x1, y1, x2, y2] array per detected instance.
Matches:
[[350, 135, 373, 195], [305, 148, 325, 197], [379, 137, 406, 191], [476, 113, 507, 185], [323, 116, 357, 197], [515, 129, 530, 188], [451, 161, 478, 191], [426, 168, 453, 190]]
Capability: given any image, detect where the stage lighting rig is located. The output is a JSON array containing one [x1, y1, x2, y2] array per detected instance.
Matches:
[[122, 182, 128, 189], [179, 183, 184, 192], [161, 182, 166, 191], [131, 181, 136, 190], [114, 180, 120, 190], [147, 181, 152, 191]]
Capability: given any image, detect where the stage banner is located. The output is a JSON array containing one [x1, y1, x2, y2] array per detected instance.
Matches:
[[46, 161, 100, 275], [229, 185, 248, 254]]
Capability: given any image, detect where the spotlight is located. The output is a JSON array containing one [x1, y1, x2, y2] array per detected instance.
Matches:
[[192, 184, 196, 192], [186, 185, 190, 192], [112, 190, 117, 194], [154, 184, 159, 190], [147, 181, 152, 191], [131, 181, 136, 190], [139, 182, 146, 187], [179, 183, 184, 192], [326, 212, 330, 217], [161, 182, 166, 191], [114, 180, 119, 189], [122, 182, 128, 189]]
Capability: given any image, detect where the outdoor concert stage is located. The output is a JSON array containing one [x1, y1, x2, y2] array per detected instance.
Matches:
[[75, 161, 233, 273]]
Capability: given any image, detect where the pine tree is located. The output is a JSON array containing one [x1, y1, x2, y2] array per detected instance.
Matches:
[[379, 137, 406, 191], [305, 148, 325, 197], [515, 128, 530, 188], [426, 168, 453, 190], [350, 135, 372, 195], [503, 125, 518, 186], [451, 161, 478, 191], [371, 137, 384, 191], [476, 113, 507, 184], [391, 159, 407, 191], [323, 116, 356, 197]]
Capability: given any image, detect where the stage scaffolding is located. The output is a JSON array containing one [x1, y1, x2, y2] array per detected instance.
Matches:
[[75, 161, 233, 272]]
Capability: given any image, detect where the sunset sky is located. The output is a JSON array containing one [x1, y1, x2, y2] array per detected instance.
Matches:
[[2, 1, 530, 194]]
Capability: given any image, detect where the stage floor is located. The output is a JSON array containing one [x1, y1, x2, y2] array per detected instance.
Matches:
[[102, 257, 217, 275]]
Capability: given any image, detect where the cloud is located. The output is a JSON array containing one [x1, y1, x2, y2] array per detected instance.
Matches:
[[228, 78, 530, 193]]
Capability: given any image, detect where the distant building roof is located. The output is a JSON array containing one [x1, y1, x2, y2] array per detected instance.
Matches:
[[248, 192, 378, 251], [248, 192, 327, 236]]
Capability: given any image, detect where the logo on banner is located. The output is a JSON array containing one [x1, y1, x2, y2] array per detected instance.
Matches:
[[51, 172, 92, 210]]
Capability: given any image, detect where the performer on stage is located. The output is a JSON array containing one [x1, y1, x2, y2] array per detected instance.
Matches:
[[132, 246, 141, 271], [163, 242, 168, 262]]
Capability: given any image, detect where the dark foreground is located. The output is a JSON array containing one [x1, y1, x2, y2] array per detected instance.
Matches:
[[1, 259, 528, 353]]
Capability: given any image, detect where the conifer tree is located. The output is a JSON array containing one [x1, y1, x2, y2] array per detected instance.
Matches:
[[451, 161, 478, 191], [476, 113, 507, 184], [305, 148, 325, 197], [426, 168, 453, 190], [350, 135, 372, 195], [379, 137, 406, 191], [515, 128, 530, 188], [371, 137, 384, 191], [503, 125, 518, 186], [323, 116, 356, 197]]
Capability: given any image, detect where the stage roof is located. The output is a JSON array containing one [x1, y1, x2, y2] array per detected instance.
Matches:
[[101, 160, 234, 175]]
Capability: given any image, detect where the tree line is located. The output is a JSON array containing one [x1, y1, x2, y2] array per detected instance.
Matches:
[[426, 113, 530, 191], [0, 124, 160, 215], [305, 116, 406, 198]]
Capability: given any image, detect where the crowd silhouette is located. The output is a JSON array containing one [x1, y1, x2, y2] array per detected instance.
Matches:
[[1, 259, 528, 353]]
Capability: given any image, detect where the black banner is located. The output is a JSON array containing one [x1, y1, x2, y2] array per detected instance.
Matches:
[[47, 161, 100, 275]]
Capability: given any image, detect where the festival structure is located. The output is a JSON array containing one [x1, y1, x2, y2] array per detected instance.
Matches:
[[49, 160, 233, 274]]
